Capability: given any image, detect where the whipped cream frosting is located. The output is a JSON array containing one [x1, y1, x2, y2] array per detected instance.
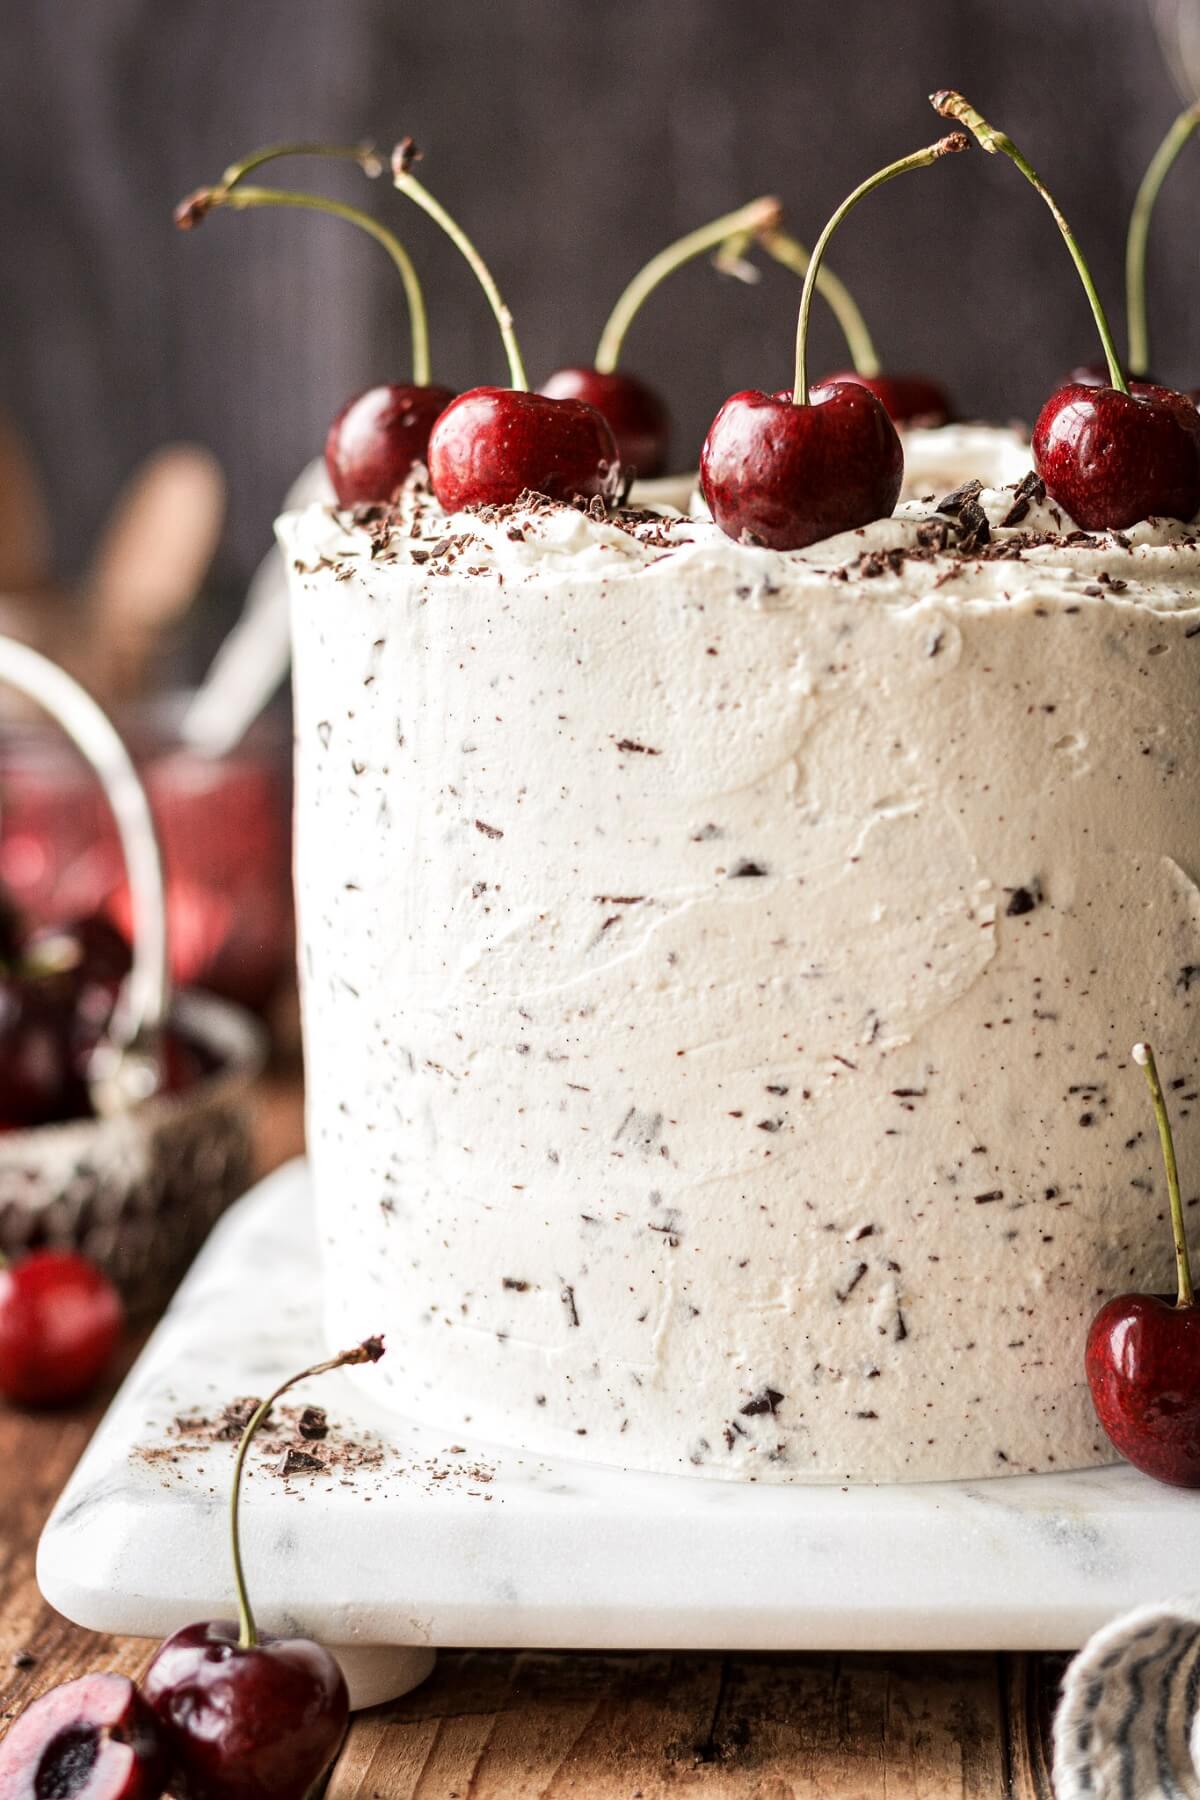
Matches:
[[282, 424, 1200, 1483]]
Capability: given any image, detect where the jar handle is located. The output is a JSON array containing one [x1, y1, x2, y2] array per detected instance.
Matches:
[[0, 636, 169, 1112]]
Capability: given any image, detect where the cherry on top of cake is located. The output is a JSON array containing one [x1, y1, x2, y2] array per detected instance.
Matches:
[[176, 140, 457, 509], [700, 133, 967, 551], [179, 99, 1200, 551], [930, 92, 1200, 534]]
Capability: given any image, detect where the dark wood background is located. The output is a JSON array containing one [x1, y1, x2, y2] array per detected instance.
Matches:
[[2, 0, 1197, 612]]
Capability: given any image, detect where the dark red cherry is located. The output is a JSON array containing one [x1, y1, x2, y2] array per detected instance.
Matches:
[[817, 369, 952, 427], [24, 914, 131, 998], [1086, 1292, 1200, 1487], [0, 976, 91, 1128], [0, 889, 20, 966], [143, 1620, 348, 1800], [538, 368, 669, 477], [324, 383, 456, 506], [1032, 381, 1200, 530], [427, 387, 621, 511], [1086, 1043, 1200, 1486], [700, 382, 903, 550], [0, 1672, 166, 1800], [0, 1250, 123, 1407]]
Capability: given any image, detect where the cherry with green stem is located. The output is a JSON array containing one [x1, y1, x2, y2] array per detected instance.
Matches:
[[392, 137, 620, 510], [933, 90, 1200, 530], [761, 226, 952, 426], [142, 1337, 385, 1800], [1086, 1044, 1200, 1488], [699, 134, 965, 551], [176, 143, 455, 505], [541, 197, 780, 477]]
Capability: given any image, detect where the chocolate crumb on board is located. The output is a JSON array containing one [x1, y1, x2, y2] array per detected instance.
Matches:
[[133, 1395, 498, 1502], [215, 1397, 270, 1441], [277, 1448, 325, 1478]]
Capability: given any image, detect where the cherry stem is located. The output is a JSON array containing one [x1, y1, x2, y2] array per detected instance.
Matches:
[[217, 141, 385, 193], [391, 140, 528, 391], [230, 1337, 385, 1650], [1126, 102, 1200, 377], [177, 181, 431, 389], [931, 91, 1128, 396], [793, 136, 966, 407], [759, 227, 881, 379], [593, 196, 781, 374], [1133, 1043, 1194, 1310]]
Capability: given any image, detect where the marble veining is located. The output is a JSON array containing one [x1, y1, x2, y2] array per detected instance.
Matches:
[[36, 1160, 1200, 1687]]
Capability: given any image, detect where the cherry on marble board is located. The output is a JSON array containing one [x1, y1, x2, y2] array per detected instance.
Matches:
[[143, 1338, 386, 1799], [1086, 1042, 1200, 1487]]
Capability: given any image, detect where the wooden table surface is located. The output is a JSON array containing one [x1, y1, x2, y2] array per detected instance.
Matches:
[[0, 1074, 1062, 1797]]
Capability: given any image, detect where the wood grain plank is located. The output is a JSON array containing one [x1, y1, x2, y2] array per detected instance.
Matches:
[[328, 1650, 1015, 1798]]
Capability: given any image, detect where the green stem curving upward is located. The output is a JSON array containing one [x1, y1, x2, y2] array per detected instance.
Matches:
[[594, 197, 781, 373], [392, 138, 527, 390], [932, 91, 1128, 395], [793, 136, 966, 406], [1133, 1043, 1195, 1310], [760, 227, 881, 378], [1126, 103, 1200, 376], [176, 170, 430, 387], [230, 1338, 385, 1650]]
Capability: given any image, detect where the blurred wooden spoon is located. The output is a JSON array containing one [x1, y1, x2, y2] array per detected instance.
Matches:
[[83, 444, 225, 702], [0, 411, 53, 594]]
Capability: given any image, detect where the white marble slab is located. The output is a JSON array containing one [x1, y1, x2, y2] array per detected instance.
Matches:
[[38, 1159, 1190, 1706]]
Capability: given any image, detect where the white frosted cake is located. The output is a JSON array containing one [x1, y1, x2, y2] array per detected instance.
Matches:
[[281, 425, 1200, 1484]]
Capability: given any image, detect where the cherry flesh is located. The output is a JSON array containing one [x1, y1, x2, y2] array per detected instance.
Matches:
[[0, 1251, 124, 1407], [1086, 1293, 1200, 1487], [428, 387, 621, 511], [143, 1620, 348, 1800], [1032, 380, 1200, 530], [0, 1673, 166, 1800], [700, 382, 903, 550], [325, 382, 456, 506], [538, 367, 669, 477], [817, 368, 952, 427]]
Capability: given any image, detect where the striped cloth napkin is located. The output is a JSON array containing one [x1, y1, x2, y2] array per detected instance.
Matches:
[[1055, 1599, 1200, 1798]]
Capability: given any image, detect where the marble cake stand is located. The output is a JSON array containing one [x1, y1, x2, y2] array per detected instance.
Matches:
[[38, 1159, 1195, 1709]]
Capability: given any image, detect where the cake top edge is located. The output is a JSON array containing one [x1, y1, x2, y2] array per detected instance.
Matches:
[[278, 433, 1200, 612]]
